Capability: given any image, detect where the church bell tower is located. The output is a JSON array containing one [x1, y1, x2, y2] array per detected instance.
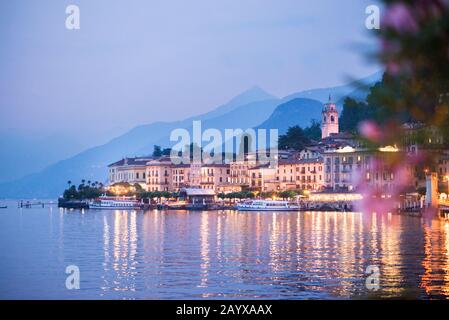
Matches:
[[321, 95, 339, 139]]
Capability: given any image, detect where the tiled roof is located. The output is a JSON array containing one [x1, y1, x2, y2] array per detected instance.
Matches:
[[278, 157, 323, 165], [202, 163, 230, 168], [146, 157, 174, 166], [248, 163, 273, 170], [108, 157, 153, 167]]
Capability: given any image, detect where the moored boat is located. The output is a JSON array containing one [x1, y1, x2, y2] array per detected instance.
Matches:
[[89, 196, 143, 210], [237, 200, 301, 211]]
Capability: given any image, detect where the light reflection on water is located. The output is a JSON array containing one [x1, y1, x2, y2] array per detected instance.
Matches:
[[1, 201, 449, 299]]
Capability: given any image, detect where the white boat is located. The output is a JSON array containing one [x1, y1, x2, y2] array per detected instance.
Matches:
[[237, 200, 301, 211], [89, 196, 142, 210]]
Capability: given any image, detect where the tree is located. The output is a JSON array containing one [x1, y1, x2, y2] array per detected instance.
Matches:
[[338, 75, 415, 135], [162, 148, 171, 156], [377, 0, 449, 139], [261, 191, 277, 199], [152, 145, 162, 157], [217, 193, 226, 200], [133, 183, 143, 191], [278, 126, 310, 151], [339, 97, 368, 133], [63, 182, 103, 200], [279, 190, 298, 199], [63, 185, 78, 199], [303, 120, 321, 141]]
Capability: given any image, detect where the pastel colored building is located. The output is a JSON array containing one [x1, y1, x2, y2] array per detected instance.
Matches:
[[276, 158, 324, 191], [248, 163, 277, 192], [108, 157, 152, 189], [146, 157, 173, 191]]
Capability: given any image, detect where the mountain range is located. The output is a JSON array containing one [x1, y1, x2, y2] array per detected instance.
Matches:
[[256, 98, 323, 135], [0, 72, 382, 198]]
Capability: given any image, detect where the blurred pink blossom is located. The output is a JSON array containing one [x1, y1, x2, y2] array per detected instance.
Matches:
[[354, 157, 412, 214], [358, 120, 382, 142], [381, 39, 401, 55], [383, 3, 419, 34], [386, 61, 401, 75]]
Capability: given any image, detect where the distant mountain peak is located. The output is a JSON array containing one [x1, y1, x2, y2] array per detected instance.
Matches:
[[197, 85, 279, 122], [256, 97, 324, 134], [227, 85, 277, 107]]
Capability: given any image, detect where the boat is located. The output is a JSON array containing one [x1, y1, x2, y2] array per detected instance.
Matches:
[[237, 200, 301, 211], [89, 196, 143, 210], [0, 205, 7, 209]]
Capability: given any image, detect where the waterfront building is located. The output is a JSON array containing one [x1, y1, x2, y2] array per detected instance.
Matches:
[[276, 157, 324, 191], [146, 157, 173, 191], [322, 145, 416, 194], [171, 164, 191, 191], [437, 153, 449, 194], [229, 153, 257, 187], [248, 163, 277, 192], [299, 146, 322, 160], [179, 188, 216, 205], [438, 155, 449, 177], [189, 163, 234, 193], [323, 147, 368, 192], [402, 123, 448, 191], [108, 157, 152, 188], [403, 122, 445, 154]]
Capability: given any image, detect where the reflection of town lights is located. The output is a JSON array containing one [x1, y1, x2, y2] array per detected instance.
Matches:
[[378, 145, 399, 152], [336, 146, 355, 153]]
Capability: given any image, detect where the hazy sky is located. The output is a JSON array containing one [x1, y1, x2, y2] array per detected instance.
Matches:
[[0, 0, 380, 144]]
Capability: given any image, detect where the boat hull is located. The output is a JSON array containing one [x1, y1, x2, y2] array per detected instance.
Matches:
[[237, 206, 300, 212], [89, 205, 142, 210]]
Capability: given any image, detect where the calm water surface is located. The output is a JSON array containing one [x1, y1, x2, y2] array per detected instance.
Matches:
[[1, 200, 449, 299]]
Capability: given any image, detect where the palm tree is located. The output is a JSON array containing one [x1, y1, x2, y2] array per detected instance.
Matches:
[[67, 180, 72, 187]]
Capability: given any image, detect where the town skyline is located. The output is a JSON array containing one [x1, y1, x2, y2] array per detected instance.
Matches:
[[0, 71, 382, 197]]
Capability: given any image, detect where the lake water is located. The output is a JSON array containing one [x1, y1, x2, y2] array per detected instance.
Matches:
[[1, 200, 449, 300]]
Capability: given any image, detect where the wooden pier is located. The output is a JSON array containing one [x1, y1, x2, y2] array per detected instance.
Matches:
[[18, 200, 55, 208]]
